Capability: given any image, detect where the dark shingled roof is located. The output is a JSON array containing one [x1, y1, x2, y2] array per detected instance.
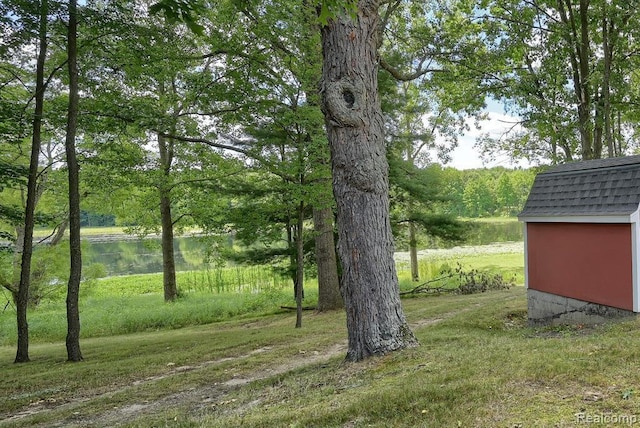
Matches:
[[519, 155, 640, 218]]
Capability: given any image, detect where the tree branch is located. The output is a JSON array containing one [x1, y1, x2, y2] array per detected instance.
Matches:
[[399, 272, 456, 295], [159, 132, 296, 182], [167, 169, 246, 191], [1, 279, 18, 295], [379, 56, 445, 81]]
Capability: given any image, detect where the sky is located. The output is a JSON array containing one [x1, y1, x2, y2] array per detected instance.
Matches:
[[446, 101, 532, 170]]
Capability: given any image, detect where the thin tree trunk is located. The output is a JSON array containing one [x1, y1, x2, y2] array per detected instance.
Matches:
[[15, 0, 49, 363], [287, 220, 297, 298], [157, 133, 178, 302], [320, 0, 417, 362], [616, 111, 622, 156], [577, 0, 595, 158], [314, 206, 342, 311], [601, 7, 613, 157], [295, 201, 304, 328], [159, 192, 177, 301], [50, 215, 69, 246], [558, 0, 594, 159], [409, 221, 419, 282], [593, 95, 603, 157], [10, 178, 54, 306], [11, 224, 25, 293], [65, 0, 83, 362]]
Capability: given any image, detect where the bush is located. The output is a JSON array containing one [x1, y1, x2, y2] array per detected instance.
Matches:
[[84, 263, 107, 280]]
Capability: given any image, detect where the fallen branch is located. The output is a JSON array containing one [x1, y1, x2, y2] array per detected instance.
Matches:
[[399, 273, 456, 296], [400, 264, 515, 296], [280, 305, 316, 311]]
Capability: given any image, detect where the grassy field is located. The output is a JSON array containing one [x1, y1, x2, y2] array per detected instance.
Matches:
[[0, 246, 524, 346], [6, 243, 587, 427], [31, 226, 129, 238], [2, 286, 640, 427]]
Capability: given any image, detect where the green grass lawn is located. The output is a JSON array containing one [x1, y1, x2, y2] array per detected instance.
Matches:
[[2, 287, 640, 427], [0, 245, 557, 427]]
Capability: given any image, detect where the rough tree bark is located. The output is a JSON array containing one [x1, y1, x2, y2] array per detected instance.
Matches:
[[15, 0, 49, 363], [65, 0, 83, 362], [320, 0, 417, 361], [314, 206, 342, 311]]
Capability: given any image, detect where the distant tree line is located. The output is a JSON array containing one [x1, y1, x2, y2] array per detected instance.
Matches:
[[438, 167, 537, 218], [80, 211, 115, 228]]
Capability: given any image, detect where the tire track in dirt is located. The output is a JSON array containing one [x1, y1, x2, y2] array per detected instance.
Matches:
[[55, 342, 348, 428]]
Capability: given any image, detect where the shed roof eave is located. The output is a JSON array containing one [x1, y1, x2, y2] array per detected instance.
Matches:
[[518, 213, 636, 223]]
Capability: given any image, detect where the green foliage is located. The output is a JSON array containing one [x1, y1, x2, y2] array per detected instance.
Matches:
[[25, 244, 72, 304], [0, 161, 27, 193], [397, 247, 525, 289], [80, 211, 115, 228], [440, 167, 536, 218], [0, 241, 524, 346], [180, 265, 291, 294], [149, 0, 206, 34], [317, 0, 358, 26], [463, 176, 496, 217], [474, 0, 640, 162], [407, 212, 469, 243], [388, 156, 468, 248], [83, 263, 107, 280]]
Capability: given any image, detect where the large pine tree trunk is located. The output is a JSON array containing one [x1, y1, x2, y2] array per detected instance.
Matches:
[[65, 0, 83, 362], [15, 0, 49, 363], [314, 206, 342, 311], [320, 0, 417, 362]]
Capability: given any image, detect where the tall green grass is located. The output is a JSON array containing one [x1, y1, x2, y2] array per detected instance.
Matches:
[[0, 265, 313, 346], [179, 265, 291, 294], [0, 286, 315, 346], [0, 248, 523, 347]]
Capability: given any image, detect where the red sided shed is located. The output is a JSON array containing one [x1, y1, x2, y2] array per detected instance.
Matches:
[[519, 156, 640, 325]]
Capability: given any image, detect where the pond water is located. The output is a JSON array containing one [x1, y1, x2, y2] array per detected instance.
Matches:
[[83, 220, 524, 277], [83, 236, 210, 277]]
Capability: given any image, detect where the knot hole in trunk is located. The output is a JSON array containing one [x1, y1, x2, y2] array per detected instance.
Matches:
[[324, 77, 366, 127], [343, 89, 355, 108]]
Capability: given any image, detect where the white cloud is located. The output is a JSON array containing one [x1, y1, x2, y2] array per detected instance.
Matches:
[[447, 108, 530, 170]]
